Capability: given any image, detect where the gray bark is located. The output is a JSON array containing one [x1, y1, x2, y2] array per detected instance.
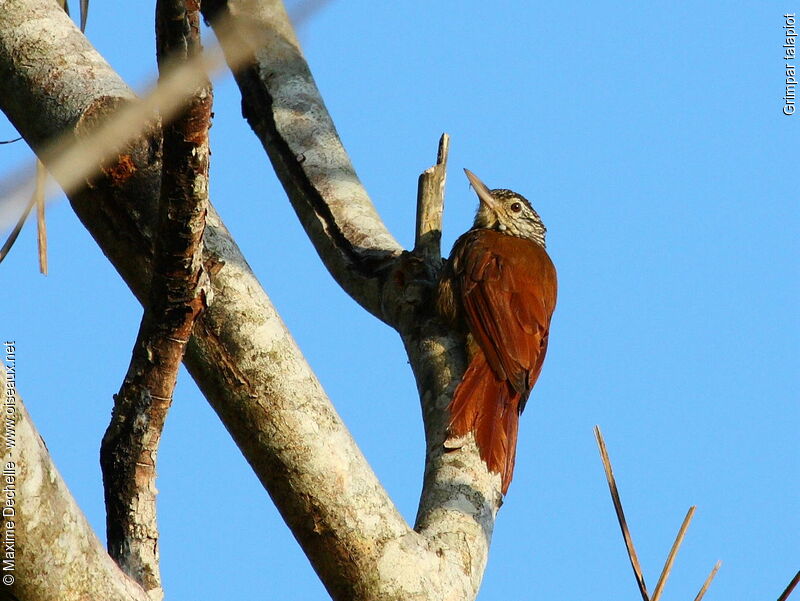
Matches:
[[0, 0, 504, 599], [202, 0, 403, 322], [1, 372, 151, 601]]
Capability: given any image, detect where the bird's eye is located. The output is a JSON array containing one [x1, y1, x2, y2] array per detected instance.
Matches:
[[510, 202, 522, 213]]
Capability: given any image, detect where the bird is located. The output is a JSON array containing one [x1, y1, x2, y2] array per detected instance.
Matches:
[[437, 169, 557, 494]]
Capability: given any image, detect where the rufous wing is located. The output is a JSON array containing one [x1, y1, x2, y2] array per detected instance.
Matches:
[[446, 229, 557, 493], [457, 230, 557, 402]]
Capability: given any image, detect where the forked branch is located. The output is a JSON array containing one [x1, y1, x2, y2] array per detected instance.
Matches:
[[1, 1, 505, 600], [1, 3, 408, 599], [99, 1, 211, 598]]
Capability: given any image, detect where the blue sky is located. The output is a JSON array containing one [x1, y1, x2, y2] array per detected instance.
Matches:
[[2, 2, 798, 599]]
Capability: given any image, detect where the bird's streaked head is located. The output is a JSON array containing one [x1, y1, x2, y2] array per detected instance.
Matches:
[[464, 169, 546, 247]]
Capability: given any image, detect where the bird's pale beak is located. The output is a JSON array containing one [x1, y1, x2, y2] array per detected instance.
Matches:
[[464, 168, 499, 211]]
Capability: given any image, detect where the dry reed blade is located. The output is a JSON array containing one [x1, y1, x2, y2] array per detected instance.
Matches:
[[693, 560, 722, 601], [594, 425, 650, 601], [35, 161, 47, 275], [651, 506, 696, 601]]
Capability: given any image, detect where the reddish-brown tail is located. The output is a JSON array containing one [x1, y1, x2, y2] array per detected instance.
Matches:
[[448, 352, 522, 494]]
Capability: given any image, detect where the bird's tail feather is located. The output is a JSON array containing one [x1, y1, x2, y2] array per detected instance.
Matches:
[[448, 352, 521, 494]]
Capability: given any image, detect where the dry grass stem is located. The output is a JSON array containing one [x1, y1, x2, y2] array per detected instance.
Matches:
[[650, 506, 696, 601], [35, 161, 47, 274], [594, 425, 650, 601], [693, 560, 722, 601]]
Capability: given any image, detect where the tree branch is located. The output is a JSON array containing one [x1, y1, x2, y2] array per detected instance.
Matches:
[[1, 370, 150, 601], [99, 2, 210, 599], [202, 0, 403, 322], [192, 2, 504, 598], [1, 2, 504, 599], [0, 2, 410, 599]]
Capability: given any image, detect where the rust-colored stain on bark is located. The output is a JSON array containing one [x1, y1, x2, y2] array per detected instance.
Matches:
[[102, 154, 137, 185], [181, 94, 213, 145]]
